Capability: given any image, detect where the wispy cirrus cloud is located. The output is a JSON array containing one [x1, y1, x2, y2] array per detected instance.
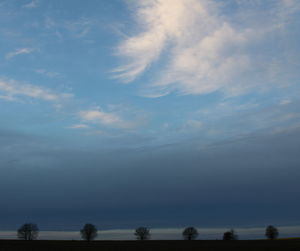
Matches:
[[64, 18, 94, 38], [43, 16, 95, 39], [5, 48, 35, 59], [0, 78, 142, 131], [177, 97, 300, 144], [115, 0, 300, 96], [35, 69, 61, 78], [23, 0, 39, 9], [0, 79, 73, 103]]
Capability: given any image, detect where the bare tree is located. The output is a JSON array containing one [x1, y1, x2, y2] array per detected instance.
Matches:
[[182, 227, 198, 240], [17, 223, 39, 240], [265, 225, 278, 240], [80, 223, 98, 241], [134, 227, 150, 240], [223, 229, 238, 240]]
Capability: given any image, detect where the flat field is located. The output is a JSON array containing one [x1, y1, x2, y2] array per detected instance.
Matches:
[[1, 239, 300, 251]]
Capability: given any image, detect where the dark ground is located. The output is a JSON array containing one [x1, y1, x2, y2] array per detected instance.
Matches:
[[1, 239, 300, 251]]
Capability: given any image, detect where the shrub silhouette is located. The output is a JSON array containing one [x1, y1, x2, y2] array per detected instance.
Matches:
[[265, 225, 279, 240], [17, 223, 39, 240], [134, 227, 150, 240], [80, 223, 98, 241], [182, 227, 198, 240], [223, 229, 238, 240]]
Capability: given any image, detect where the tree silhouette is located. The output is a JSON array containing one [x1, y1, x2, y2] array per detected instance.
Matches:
[[134, 227, 150, 240], [182, 227, 198, 240], [80, 223, 98, 241], [265, 225, 278, 240], [17, 223, 39, 240], [223, 229, 238, 240]]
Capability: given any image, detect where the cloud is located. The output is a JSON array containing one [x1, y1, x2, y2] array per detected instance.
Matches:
[[23, 0, 39, 9], [67, 124, 89, 129], [0, 79, 141, 132], [80, 109, 122, 124], [1, 126, 300, 229], [35, 69, 61, 78], [115, 0, 299, 96], [0, 79, 73, 103], [0, 95, 17, 102], [180, 98, 300, 145], [64, 18, 94, 38], [5, 48, 35, 59], [79, 109, 137, 129], [185, 120, 203, 129]]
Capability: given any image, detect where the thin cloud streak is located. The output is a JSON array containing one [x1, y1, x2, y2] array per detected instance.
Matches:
[[34, 69, 61, 78], [0, 79, 73, 102], [5, 48, 35, 59], [67, 124, 90, 129], [23, 0, 39, 9]]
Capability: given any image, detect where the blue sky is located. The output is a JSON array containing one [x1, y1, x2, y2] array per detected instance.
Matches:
[[1, 0, 300, 236]]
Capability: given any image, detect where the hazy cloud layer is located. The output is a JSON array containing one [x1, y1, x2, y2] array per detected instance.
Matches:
[[0, 126, 299, 229]]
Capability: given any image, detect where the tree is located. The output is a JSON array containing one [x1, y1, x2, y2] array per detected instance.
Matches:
[[223, 229, 238, 240], [265, 225, 278, 240], [17, 223, 39, 240], [80, 223, 98, 241], [134, 227, 150, 240], [182, 227, 198, 240]]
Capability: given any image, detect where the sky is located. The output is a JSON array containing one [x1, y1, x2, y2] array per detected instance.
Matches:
[[0, 0, 300, 239]]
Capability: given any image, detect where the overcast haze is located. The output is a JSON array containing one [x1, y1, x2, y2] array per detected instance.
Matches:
[[0, 0, 300, 238]]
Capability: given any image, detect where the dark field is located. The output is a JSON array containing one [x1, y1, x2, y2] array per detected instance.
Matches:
[[1, 239, 300, 251]]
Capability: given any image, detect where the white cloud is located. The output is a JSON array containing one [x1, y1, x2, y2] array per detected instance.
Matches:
[[0, 95, 17, 102], [185, 120, 203, 129], [67, 124, 90, 129], [65, 18, 94, 38], [115, 0, 299, 96], [79, 109, 137, 129], [280, 99, 292, 105], [35, 69, 61, 78], [0, 79, 141, 131], [80, 110, 121, 124], [5, 48, 35, 59], [44, 17, 56, 29], [23, 0, 39, 9], [0, 79, 73, 102]]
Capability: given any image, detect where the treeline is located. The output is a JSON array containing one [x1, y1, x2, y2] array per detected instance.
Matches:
[[15, 223, 280, 241]]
